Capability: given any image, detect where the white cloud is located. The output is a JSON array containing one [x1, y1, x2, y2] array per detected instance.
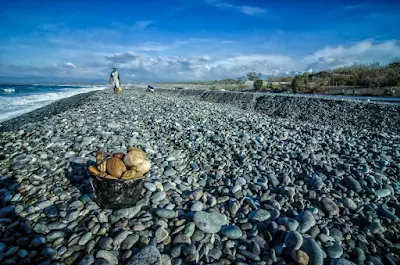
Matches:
[[206, 0, 266, 15], [64, 62, 77, 68], [344, 4, 367, 10], [303, 40, 400, 70], [132, 21, 153, 30], [1, 40, 400, 82], [239, 6, 265, 15]]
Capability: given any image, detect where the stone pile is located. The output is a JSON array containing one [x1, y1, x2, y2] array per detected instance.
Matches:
[[89, 148, 151, 180]]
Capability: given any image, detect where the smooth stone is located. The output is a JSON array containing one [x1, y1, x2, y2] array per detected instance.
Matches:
[[164, 167, 176, 177], [125, 246, 162, 265], [5, 246, 19, 256], [221, 225, 243, 239], [342, 198, 357, 210], [375, 189, 391, 198], [144, 183, 157, 192], [113, 231, 131, 248], [121, 234, 140, 250], [42, 248, 57, 260], [325, 243, 343, 259], [249, 209, 271, 222], [321, 198, 340, 215], [183, 222, 196, 237], [31, 236, 46, 247], [193, 211, 228, 234], [96, 250, 118, 265], [155, 227, 169, 243], [369, 222, 386, 234], [97, 238, 113, 250], [152, 191, 166, 202], [300, 237, 324, 265], [330, 228, 343, 242], [278, 217, 299, 231], [331, 258, 357, 265], [296, 211, 316, 233], [343, 176, 362, 192], [208, 248, 222, 260], [17, 249, 28, 258], [237, 249, 261, 261], [173, 234, 191, 245], [106, 157, 126, 178], [78, 232, 92, 246], [155, 209, 176, 219], [114, 206, 141, 219], [44, 206, 59, 218], [292, 249, 310, 265], [190, 202, 203, 212], [285, 231, 303, 252], [79, 255, 95, 265]]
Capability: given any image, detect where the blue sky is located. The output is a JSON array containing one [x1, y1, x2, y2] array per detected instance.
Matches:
[[0, 0, 399, 83]]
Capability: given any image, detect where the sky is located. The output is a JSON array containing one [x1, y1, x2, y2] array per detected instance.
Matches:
[[0, 0, 399, 83]]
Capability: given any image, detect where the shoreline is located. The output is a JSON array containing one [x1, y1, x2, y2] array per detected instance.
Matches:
[[2, 86, 400, 134], [0, 90, 102, 132]]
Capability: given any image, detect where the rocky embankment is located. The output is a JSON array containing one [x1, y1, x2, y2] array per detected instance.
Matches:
[[0, 88, 399, 265], [157, 89, 400, 134]]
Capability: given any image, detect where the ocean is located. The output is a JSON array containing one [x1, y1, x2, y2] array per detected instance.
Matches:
[[0, 84, 107, 122]]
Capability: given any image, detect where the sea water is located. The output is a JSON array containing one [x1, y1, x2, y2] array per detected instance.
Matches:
[[0, 84, 107, 122]]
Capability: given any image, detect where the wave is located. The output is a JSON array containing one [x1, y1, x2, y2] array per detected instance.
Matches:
[[0, 85, 107, 122], [2, 88, 15, 93]]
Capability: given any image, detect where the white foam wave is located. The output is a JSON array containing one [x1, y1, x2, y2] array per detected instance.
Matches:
[[0, 85, 107, 123], [2, 88, 15, 93]]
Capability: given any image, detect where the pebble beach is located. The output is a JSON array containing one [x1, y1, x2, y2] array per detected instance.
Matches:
[[0, 88, 399, 265]]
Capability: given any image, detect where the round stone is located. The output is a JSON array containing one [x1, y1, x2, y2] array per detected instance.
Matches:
[[342, 198, 357, 210], [125, 245, 162, 265], [155, 227, 169, 243], [44, 206, 59, 218], [144, 183, 157, 192], [190, 202, 203, 212], [278, 217, 299, 231], [193, 211, 228, 234], [285, 231, 303, 252], [221, 225, 243, 239], [249, 209, 271, 222], [296, 211, 316, 233], [325, 243, 343, 259], [321, 197, 340, 216], [154, 209, 176, 219], [106, 157, 127, 178], [42, 247, 57, 260], [292, 249, 309, 265]]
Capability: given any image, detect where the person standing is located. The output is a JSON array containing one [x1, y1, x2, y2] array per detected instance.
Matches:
[[109, 68, 121, 94]]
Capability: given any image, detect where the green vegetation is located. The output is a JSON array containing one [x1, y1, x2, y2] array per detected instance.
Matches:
[[246, 72, 262, 81], [167, 60, 400, 97], [291, 60, 400, 94], [253, 79, 263, 90]]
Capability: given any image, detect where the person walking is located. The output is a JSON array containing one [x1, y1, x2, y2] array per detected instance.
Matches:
[[109, 68, 121, 94]]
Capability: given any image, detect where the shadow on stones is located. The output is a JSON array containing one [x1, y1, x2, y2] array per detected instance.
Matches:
[[0, 157, 51, 264], [65, 157, 95, 197]]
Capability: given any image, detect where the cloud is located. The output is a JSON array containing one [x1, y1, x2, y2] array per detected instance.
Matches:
[[239, 6, 265, 15], [64, 62, 77, 68], [344, 4, 367, 10], [1, 40, 400, 82], [132, 21, 153, 30], [206, 0, 266, 15], [303, 40, 400, 70]]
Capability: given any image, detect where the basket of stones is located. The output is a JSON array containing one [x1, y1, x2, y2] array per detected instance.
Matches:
[[88, 147, 151, 209]]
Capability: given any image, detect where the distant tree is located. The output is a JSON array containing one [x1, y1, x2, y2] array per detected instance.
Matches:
[[247, 72, 261, 81], [254, 79, 263, 90]]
